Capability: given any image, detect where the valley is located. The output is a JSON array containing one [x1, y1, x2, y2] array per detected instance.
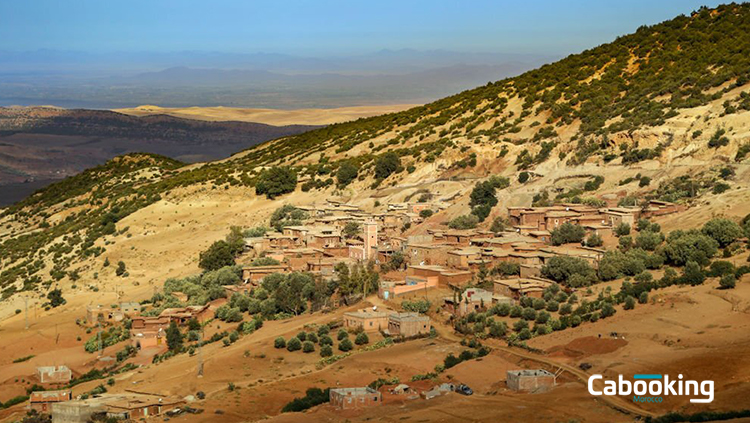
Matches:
[[2, 4, 750, 423]]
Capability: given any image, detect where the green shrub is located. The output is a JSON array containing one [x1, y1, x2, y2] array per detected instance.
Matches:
[[274, 337, 286, 349], [286, 337, 302, 352]]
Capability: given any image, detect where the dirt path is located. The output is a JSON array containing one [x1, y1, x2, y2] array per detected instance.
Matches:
[[416, 304, 655, 419]]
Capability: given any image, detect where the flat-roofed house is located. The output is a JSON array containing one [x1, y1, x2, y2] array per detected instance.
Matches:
[[446, 246, 483, 270], [404, 243, 453, 266], [343, 309, 389, 332], [544, 210, 582, 231], [37, 366, 72, 384], [443, 288, 511, 316], [407, 265, 472, 287], [378, 274, 438, 300], [30, 390, 72, 413], [387, 312, 431, 337], [329, 387, 382, 409], [242, 264, 291, 283], [105, 396, 185, 420], [506, 369, 556, 392], [642, 200, 684, 218], [493, 277, 554, 299], [603, 207, 640, 227]]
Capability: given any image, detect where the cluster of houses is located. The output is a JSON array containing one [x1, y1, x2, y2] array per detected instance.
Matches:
[[329, 368, 556, 410], [29, 363, 185, 423], [342, 308, 432, 338], [236, 198, 682, 317]]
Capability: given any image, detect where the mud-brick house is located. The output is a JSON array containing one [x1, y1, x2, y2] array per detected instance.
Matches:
[[343, 309, 389, 332], [544, 210, 582, 231], [443, 288, 510, 317], [105, 396, 185, 420], [378, 274, 438, 300], [329, 387, 382, 409], [603, 207, 640, 227], [30, 390, 71, 413], [443, 230, 477, 246], [387, 312, 431, 337], [446, 246, 483, 270], [407, 265, 472, 287], [641, 200, 684, 218], [493, 277, 553, 299], [242, 264, 291, 283], [506, 369, 555, 392], [404, 243, 453, 266], [131, 329, 164, 349], [262, 233, 300, 250], [131, 316, 169, 331], [37, 366, 72, 384], [159, 305, 212, 325], [508, 207, 547, 230]]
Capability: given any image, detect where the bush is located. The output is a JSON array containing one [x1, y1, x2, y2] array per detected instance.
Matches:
[[662, 230, 719, 266], [402, 299, 430, 313], [681, 261, 705, 286], [490, 216, 507, 233], [448, 214, 479, 229], [420, 209, 434, 219], [281, 387, 330, 413], [286, 337, 302, 352], [337, 329, 348, 341], [302, 341, 315, 353], [702, 218, 743, 247], [319, 335, 333, 346], [615, 223, 631, 237], [338, 338, 353, 352], [336, 162, 358, 187], [274, 337, 286, 349], [585, 233, 603, 247], [199, 241, 236, 271], [375, 152, 402, 179], [719, 274, 736, 289], [255, 167, 297, 199], [708, 260, 736, 277], [320, 345, 333, 357], [542, 256, 596, 286], [550, 222, 586, 245], [635, 231, 664, 251], [518, 171, 530, 183], [639, 291, 649, 304], [269, 205, 308, 231], [46, 289, 66, 308], [355, 332, 369, 345], [297, 331, 307, 342], [546, 300, 559, 312], [624, 296, 636, 310]]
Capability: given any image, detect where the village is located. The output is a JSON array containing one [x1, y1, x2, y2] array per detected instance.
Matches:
[[13, 196, 688, 422]]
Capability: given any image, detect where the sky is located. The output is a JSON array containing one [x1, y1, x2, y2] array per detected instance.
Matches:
[[0, 0, 723, 56]]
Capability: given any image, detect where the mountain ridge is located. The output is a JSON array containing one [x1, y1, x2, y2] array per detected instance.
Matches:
[[2, 3, 750, 303]]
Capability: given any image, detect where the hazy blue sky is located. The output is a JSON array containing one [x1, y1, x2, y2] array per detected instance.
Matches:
[[0, 1, 722, 55]]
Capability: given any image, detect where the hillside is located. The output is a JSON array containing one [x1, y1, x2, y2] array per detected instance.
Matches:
[[0, 106, 318, 206], [3, 4, 750, 301], [2, 4, 750, 423]]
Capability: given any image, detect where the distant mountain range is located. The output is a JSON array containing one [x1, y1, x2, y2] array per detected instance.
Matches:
[[0, 49, 554, 109]]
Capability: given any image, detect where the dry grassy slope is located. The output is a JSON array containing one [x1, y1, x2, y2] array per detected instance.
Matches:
[[2, 82, 750, 321]]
